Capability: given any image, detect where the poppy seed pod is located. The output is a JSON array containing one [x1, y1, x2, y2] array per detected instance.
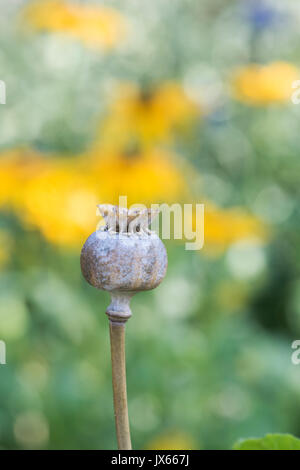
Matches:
[[80, 206, 167, 450], [80, 230, 167, 321]]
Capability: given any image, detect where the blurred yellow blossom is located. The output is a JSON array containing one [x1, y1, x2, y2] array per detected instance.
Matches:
[[21, 159, 99, 248], [191, 202, 268, 255], [86, 148, 189, 206], [146, 431, 197, 450], [0, 147, 265, 251], [22, 0, 127, 49], [98, 82, 199, 148], [0, 148, 47, 210], [206, 204, 266, 246], [232, 62, 298, 105], [0, 147, 190, 248]]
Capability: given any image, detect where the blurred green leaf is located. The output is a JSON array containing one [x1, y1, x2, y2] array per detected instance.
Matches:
[[233, 434, 300, 450]]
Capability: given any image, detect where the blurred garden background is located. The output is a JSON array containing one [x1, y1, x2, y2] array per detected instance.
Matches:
[[0, 0, 300, 450]]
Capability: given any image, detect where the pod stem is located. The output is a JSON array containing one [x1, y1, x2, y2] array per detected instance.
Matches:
[[109, 320, 132, 450]]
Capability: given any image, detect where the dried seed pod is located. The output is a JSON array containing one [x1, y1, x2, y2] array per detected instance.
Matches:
[[80, 231, 167, 321], [80, 207, 168, 450]]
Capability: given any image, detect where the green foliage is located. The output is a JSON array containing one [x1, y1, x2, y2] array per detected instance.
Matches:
[[0, 0, 300, 450], [233, 434, 300, 451]]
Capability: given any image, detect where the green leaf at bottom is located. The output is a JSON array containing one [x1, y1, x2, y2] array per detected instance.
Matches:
[[233, 433, 300, 450]]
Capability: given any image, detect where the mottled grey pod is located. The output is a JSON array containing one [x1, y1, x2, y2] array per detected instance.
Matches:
[[80, 230, 168, 323]]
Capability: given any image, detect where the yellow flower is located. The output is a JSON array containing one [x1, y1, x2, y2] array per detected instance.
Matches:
[[232, 62, 298, 105], [0, 146, 189, 248], [86, 148, 189, 206], [146, 431, 196, 450], [21, 159, 99, 248], [0, 148, 47, 210], [22, 0, 127, 49], [190, 202, 268, 256], [98, 82, 198, 148], [206, 204, 266, 245], [0, 150, 98, 248], [0, 150, 22, 208]]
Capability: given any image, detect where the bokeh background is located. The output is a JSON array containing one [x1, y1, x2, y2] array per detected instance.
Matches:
[[0, 0, 300, 450]]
